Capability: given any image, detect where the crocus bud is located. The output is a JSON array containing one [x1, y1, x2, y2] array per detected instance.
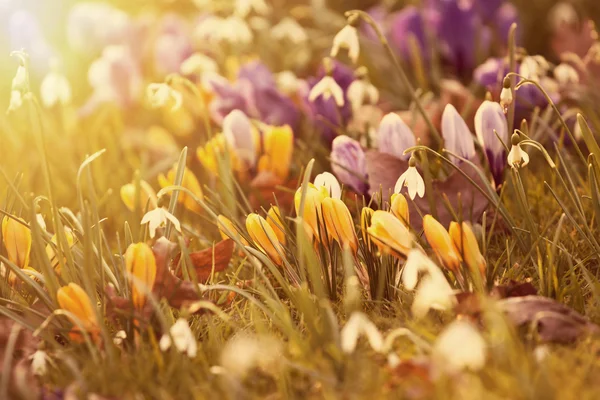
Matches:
[[46, 227, 75, 274], [322, 197, 358, 253], [390, 193, 409, 225], [217, 215, 248, 246], [367, 211, 414, 258], [222, 110, 259, 168], [474, 101, 509, 184], [124, 243, 157, 310], [158, 166, 203, 213], [197, 134, 231, 176], [246, 213, 284, 265], [266, 206, 286, 245], [314, 172, 342, 199], [258, 125, 293, 180], [448, 222, 486, 275], [120, 180, 158, 212], [441, 104, 476, 163], [2, 216, 31, 268], [294, 184, 328, 241], [422, 215, 461, 272], [377, 113, 416, 160], [57, 283, 99, 340], [331, 136, 368, 194], [360, 207, 374, 250]]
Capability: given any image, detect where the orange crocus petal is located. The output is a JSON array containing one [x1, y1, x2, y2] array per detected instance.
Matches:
[[423, 215, 461, 272], [57, 283, 98, 332], [125, 243, 157, 310]]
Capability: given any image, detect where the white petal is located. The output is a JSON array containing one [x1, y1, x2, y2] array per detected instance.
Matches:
[[165, 210, 182, 233], [432, 320, 486, 373], [314, 172, 342, 199], [394, 171, 408, 194]]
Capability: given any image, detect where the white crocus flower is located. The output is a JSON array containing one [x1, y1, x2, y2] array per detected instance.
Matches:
[[432, 320, 486, 373], [235, 0, 270, 18], [331, 25, 360, 64], [180, 53, 218, 76], [314, 171, 342, 199], [271, 17, 308, 44], [40, 62, 72, 108], [341, 312, 384, 353], [553, 63, 579, 85], [146, 83, 182, 111], [141, 207, 181, 238], [159, 318, 198, 358], [347, 79, 379, 114], [309, 76, 345, 106], [30, 350, 49, 376], [394, 156, 425, 200]]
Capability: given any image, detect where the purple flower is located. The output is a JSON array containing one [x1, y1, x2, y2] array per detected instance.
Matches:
[[389, 6, 434, 61], [237, 61, 276, 88], [474, 101, 508, 184], [472, 0, 504, 22], [377, 113, 416, 160], [441, 104, 476, 163], [154, 14, 193, 77], [223, 110, 257, 167], [208, 79, 251, 125], [249, 85, 299, 128], [493, 3, 519, 45], [8, 10, 54, 75], [331, 136, 368, 195]]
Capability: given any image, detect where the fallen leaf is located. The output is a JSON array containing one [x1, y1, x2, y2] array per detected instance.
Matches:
[[172, 239, 234, 282]]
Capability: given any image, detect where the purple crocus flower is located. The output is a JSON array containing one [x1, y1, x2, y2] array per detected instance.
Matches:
[[237, 60, 277, 88], [474, 101, 508, 185], [441, 104, 476, 163], [8, 10, 54, 75], [493, 3, 519, 45], [154, 14, 193, 77], [389, 6, 434, 61], [377, 112, 416, 160], [472, 0, 504, 22], [249, 85, 299, 128], [208, 79, 251, 125], [331, 136, 368, 195]]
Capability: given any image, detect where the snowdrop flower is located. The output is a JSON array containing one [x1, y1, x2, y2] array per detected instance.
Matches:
[[30, 350, 49, 376], [141, 207, 181, 238], [432, 320, 486, 373], [219, 334, 282, 378], [308, 76, 345, 107], [500, 77, 513, 112], [8, 90, 23, 113], [314, 172, 342, 199], [159, 318, 197, 358], [271, 17, 308, 44], [341, 312, 384, 353], [196, 16, 253, 46], [236, 0, 271, 18], [377, 113, 416, 160], [113, 330, 127, 345], [441, 104, 476, 163], [347, 72, 379, 114], [519, 55, 550, 81], [401, 249, 442, 290], [7, 50, 29, 112], [40, 60, 72, 108], [180, 53, 218, 76], [276, 71, 303, 95], [146, 83, 182, 111], [553, 63, 579, 85], [507, 133, 529, 169], [222, 110, 257, 167], [394, 156, 425, 200], [331, 24, 360, 64]]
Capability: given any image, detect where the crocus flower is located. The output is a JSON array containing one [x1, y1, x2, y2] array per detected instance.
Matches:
[[389, 6, 432, 61], [222, 110, 258, 168], [249, 85, 300, 128], [432, 320, 486, 373], [441, 104, 476, 162], [246, 213, 284, 265], [153, 14, 193, 77], [507, 133, 529, 169], [474, 100, 508, 184], [197, 134, 235, 176], [258, 125, 294, 180], [322, 197, 358, 253], [449, 221, 486, 275], [125, 243, 157, 310], [45, 227, 75, 274], [331, 136, 368, 195], [377, 112, 416, 160], [120, 180, 158, 212], [390, 193, 409, 225], [141, 207, 181, 238], [208, 79, 251, 125], [294, 184, 328, 241], [367, 211, 414, 258], [57, 283, 99, 340], [360, 207, 375, 250], [217, 215, 249, 246], [159, 318, 197, 358], [146, 83, 183, 111], [158, 166, 203, 213], [394, 156, 425, 200], [266, 206, 286, 245], [2, 215, 32, 271], [422, 215, 461, 272], [314, 172, 342, 199], [331, 24, 360, 64]]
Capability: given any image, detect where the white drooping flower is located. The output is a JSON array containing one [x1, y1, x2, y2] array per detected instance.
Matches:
[[309, 76, 345, 107], [235, 0, 271, 18], [141, 207, 181, 238], [553, 63, 579, 85], [218, 333, 282, 378], [30, 350, 50, 376], [314, 171, 342, 199], [347, 79, 379, 114], [159, 318, 198, 358], [331, 25, 360, 64], [340, 312, 384, 353], [7, 51, 30, 112], [271, 17, 308, 44], [196, 16, 253, 46], [432, 320, 487, 373], [113, 330, 127, 346], [276, 70, 303, 95], [394, 157, 425, 200], [40, 60, 72, 108], [180, 53, 218, 76], [146, 83, 183, 111], [519, 55, 550, 81], [507, 134, 529, 169]]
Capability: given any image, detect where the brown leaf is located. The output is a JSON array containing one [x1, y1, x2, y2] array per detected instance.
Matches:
[[498, 295, 600, 343], [249, 172, 298, 212], [173, 239, 234, 282], [491, 280, 537, 299]]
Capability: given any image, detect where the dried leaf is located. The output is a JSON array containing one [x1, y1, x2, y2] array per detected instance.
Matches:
[[173, 239, 234, 282]]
